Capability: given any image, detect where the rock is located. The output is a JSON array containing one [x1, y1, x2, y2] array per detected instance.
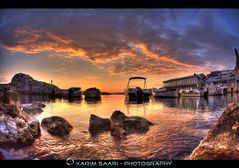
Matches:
[[0, 90, 40, 146], [189, 103, 239, 160], [22, 104, 44, 113], [110, 110, 126, 125], [124, 116, 154, 134], [10, 73, 61, 94], [41, 116, 73, 136], [22, 101, 45, 114], [109, 111, 127, 138], [32, 101, 46, 108], [84, 87, 101, 99], [89, 111, 154, 137], [0, 151, 4, 160], [110, 122, 126, 138], [89, 114, 110, 134]]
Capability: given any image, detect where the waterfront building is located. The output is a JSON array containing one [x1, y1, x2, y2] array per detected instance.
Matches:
[[163, 73, 207, 91], [206, 48, 239, 93]]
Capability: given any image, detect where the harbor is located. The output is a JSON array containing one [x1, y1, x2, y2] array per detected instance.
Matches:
[[1, 93, 237, 160], [1, 9, 239, 161]]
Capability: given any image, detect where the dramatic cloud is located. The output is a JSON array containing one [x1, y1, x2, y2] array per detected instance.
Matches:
[[1, 9, 239, 77]]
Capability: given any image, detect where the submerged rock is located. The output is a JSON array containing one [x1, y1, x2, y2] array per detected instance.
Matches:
[[110, 122, 126, 138], [110, 110, 126, 125], [22, 101, 45, 114], [0, 90, 40, 146], [41, 116, 73, 136], [89, 110, 154, 138], [124, 116, 154, 134], [189, 103, 239, 160], [89, 114, 110, 134]]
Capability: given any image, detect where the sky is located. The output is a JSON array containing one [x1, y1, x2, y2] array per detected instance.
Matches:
[[0, 9, 239, 92]]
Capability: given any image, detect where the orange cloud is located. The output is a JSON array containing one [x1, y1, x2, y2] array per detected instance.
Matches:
[[129, 42, 199, 68]]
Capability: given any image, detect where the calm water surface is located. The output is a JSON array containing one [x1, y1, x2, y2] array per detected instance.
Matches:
[[2, 94, 239, 160]]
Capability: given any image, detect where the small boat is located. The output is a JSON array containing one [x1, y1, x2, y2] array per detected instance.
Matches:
[[152, 87, 178, 98], [125, 77, 150, 100], [181, 89, 205, 97], [206, 85, 224, 96]]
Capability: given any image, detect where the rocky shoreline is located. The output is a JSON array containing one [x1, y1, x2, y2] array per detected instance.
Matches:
[[188, 103, 239, 160], [1, 86, 239, 160], [0, 90, 41, 147]]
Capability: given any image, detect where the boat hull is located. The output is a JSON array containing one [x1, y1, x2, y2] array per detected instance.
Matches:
[[181, 91, 204, 97], [208, 90, 223, 96], [153, 88, 178, 98]]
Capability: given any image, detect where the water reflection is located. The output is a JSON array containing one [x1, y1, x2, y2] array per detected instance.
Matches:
[[5, 93, 239, 160], [84, 97, 102, 104]]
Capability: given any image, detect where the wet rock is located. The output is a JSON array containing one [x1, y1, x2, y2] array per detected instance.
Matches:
[[37, 153, 60, 160], [0, 90, 40, 146], [32, 101, 46, 108], [22, 101, 45, 114], [124, 116, 154, 134], [110, 122, 126, 138], [89, 114, 110, 134], [110, 110, 126, 125], [84, 87, 101, 99], [41, 116, 73, 136], [0, 151, 4, 160], [89, 111, 154, 137], [189, 103, 239, 160]]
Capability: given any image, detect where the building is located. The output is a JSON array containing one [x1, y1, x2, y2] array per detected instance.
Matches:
[[205, 48, 239, 93], [163, 73, 207, 90]]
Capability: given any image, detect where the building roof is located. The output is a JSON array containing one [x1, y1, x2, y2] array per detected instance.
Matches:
[[163, 73, 206, 83]]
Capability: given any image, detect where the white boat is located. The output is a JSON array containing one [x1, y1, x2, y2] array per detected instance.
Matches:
[[206, 85, 224, 96], [181, 89, 205, 97], [152, 87, 178, 98], [125, 77, 150, 100]]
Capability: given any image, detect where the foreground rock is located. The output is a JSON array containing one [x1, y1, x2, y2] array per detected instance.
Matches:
[[124, 116, 154, 134], [189, 103, 239, 160], [10, 73, 61, 94], [89, 110, 154, 137], [22, 101, 46, 114], [0, 90, 40, 146], [41, 116, 73, 136], [89, 114, 110, 134], [0, 151, 4, 160]]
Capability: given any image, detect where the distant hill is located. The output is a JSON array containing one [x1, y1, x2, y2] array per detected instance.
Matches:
[[10, 73, 60, 94]]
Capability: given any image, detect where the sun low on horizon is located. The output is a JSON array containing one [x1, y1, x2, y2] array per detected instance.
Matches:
[[1, 9, 239, 92]]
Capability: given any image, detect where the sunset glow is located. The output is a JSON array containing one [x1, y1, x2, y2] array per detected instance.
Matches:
[[1, 9, 239, 92]]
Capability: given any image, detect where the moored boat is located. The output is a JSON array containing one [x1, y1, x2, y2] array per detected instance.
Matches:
[[181, 89, 205, 97], [152, 87, 178, 98], [125, 77, 150, 100], [206, 85, 224, 96]]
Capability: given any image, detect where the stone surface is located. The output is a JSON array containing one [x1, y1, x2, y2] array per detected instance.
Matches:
[[22, 101, 45, 114], [110, 122, 126, 138], [10, 73, 60, 94], [41, 116, 73, 136], [89, 114, 110, 134], [124, 116, 154, 134], [110, 110, 127, 125], [0, 90, 40, 146], [84, 87, 101, 99], [189, 103, 239, 160], [0, 151, 4, 160], [89, 111, 153, 137]]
